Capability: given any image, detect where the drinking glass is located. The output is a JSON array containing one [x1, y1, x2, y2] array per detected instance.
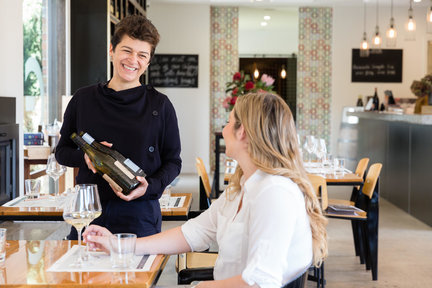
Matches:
[[62, 184, 99, 267], [304, 135, 317, 162], [316, 139, 327, 167], [46, 153, 67, 197], [83, 185, 102, 261]]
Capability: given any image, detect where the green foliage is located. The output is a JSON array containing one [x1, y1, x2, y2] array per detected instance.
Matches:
[[23, 0, 42, 96]]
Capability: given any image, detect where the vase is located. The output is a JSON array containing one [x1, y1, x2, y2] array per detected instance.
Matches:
[[414, 95, 428, 114]]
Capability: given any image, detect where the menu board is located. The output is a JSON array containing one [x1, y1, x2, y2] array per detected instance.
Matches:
[[351, 49, 403, 83], [148, 54, 198, 88]]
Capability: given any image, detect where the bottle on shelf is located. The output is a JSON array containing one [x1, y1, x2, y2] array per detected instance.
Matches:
[[372, 88, 380, 111], [356, 95, 364, 107], [70, 132, 142, 195]]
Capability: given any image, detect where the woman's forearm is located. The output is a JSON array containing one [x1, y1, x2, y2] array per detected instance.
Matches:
[[135, 226, 192, 255]]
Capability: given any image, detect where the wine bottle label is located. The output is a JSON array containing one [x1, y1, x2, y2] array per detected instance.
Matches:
[[114, 161, 135, 180], [102, 174, 123, 192], [82, 133, 95, 145], [124, 158, 140, 173]]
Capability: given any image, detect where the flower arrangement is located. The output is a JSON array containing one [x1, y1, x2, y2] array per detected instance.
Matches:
[[410, 74, 432, 113], [410, 74, 432, 98], [223, 71, 275, 111]]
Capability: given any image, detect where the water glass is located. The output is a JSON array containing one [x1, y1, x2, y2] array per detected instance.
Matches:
[[334, 158, 346, 173], [110, 233, 137, 269], [25, 179, 41, 199], [0, 228, 6, 262]]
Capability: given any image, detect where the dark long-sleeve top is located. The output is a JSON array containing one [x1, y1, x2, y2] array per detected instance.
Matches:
[[55, 82, 182, 236]]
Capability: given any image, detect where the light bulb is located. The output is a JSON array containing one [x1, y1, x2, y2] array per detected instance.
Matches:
[[254, 68, 259, 79], [428, 9, 432, 23], [361, 40, 369, 50], [387, 27, 396, 38], [373, 35, 382, 46], [280, 68, 287, 79], [407, 17, 416, 31]]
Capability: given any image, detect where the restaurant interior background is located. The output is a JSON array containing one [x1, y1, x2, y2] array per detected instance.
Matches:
[[1, 0, 432, 196]]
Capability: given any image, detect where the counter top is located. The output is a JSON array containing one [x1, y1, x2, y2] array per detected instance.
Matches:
[[348, 111, 432, 125]]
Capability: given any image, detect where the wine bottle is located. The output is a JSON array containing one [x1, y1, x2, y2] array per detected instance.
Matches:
[[79, 131, 146, 178], [70, 133, 140, 195], [356, 95, 364, 107], [373, 88, 380, 111]]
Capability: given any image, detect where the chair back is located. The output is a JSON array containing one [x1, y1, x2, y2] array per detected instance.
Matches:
[[361, 163, 382, 199], [196, 157, 212, 206], [307, 174, 328, 211], [281, 270, 308, 288], [354, 158, 369, 190]]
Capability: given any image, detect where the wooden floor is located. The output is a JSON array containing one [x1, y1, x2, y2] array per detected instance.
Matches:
[[1, 174, 432, 287]]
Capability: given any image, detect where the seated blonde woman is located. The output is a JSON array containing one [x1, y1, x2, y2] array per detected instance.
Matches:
[[84, 92, 328, 288]]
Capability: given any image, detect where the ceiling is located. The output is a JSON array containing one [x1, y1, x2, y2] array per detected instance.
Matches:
[[149, 0, 430, 8]]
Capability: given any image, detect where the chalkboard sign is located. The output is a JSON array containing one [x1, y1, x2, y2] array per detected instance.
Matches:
[[351, 49, 403, 83], [148, 54, 198, 88]]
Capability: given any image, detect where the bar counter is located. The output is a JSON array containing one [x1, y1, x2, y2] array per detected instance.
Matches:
[[350, 111, 432, 226]]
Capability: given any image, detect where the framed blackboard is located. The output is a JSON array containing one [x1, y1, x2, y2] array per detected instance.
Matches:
[[351, 49, 403, 83], [148, 54, 198, 88]]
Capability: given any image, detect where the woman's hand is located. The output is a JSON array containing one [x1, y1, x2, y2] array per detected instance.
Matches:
[[83, 224, 112, 254], [110, 175, 148, 202], [84, 141, 113, 173]]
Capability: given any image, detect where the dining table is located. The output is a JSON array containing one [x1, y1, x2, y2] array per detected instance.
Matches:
[[0, 240, 168, 287], [0, 192, 193, 222]]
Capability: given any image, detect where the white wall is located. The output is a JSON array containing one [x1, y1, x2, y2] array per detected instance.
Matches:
[[331, 4, 431, 156], [239, 7, 298, 55], [0, 0, 24, 195], [147, 3, 211, 173]]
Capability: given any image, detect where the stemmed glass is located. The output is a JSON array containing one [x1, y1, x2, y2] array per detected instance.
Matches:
[[46, 154, 67, 197], [304, 135, 317, 163], [83, 187, 102, 261], [316, 139, 327, 168], [62, 184, 99, 267]]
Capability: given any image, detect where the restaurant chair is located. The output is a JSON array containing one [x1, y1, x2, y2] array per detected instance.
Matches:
[[196, 157, 214, 210], [176, 157, 218, 284], [281, 270, 308, 288], [312, 164, 382, 281], [327, 157, 369, 260], [176, 251, 218, 284]]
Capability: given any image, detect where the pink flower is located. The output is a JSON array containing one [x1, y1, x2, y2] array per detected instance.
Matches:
[[261, 74, 275, 86], [232, 87, 239, 96], [245, 81, 255, 91], [233, 72, 242, 81], [223, 96, 232, 109]]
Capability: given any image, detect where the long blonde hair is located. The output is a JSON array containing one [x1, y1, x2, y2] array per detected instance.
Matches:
[[226, 92, 327, 267]]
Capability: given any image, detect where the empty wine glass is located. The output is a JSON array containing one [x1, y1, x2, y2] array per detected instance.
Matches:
[[63, 184, 99, 267], [83, 186, 102, 261], [316, 139, 327, 167], [304, 135, 317, 163], [46, 153, 67, 197]]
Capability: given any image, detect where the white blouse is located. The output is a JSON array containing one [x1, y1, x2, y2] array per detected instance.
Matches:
[[181, 170, 313, 288]]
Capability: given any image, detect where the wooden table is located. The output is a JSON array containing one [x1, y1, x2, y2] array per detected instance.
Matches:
[[224, 161, 363, 186], [0, 240, 168, 287], [0, 193, 193, 221]]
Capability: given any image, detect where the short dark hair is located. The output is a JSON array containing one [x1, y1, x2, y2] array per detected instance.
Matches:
[[111, 15, 160, 60]]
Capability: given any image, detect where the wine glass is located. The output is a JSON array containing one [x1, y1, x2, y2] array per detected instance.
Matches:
[[63, 184, 98, 267], [304, 135, 317, 163], [46, 153, 67, 197], [83, 186, 102, 261], [316, 139, 327, 168]]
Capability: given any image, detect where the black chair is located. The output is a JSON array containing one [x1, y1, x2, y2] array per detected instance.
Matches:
[[282, 270, 308, 288], [176, 251, 218, 284]]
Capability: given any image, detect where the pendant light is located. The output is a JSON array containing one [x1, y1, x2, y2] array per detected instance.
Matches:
[[386, 0, 397, 47], [427, 0, 432, 33], [360, 2, 370, 57], [372, 0, 382, 47], [253, 63, 259, 79], [405, 0, 416, 41], [280, 65, 287, 79]]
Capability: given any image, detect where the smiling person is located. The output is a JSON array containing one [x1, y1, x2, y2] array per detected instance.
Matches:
[[56, 15, 181, 239], [84, 92, 327, 288]]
